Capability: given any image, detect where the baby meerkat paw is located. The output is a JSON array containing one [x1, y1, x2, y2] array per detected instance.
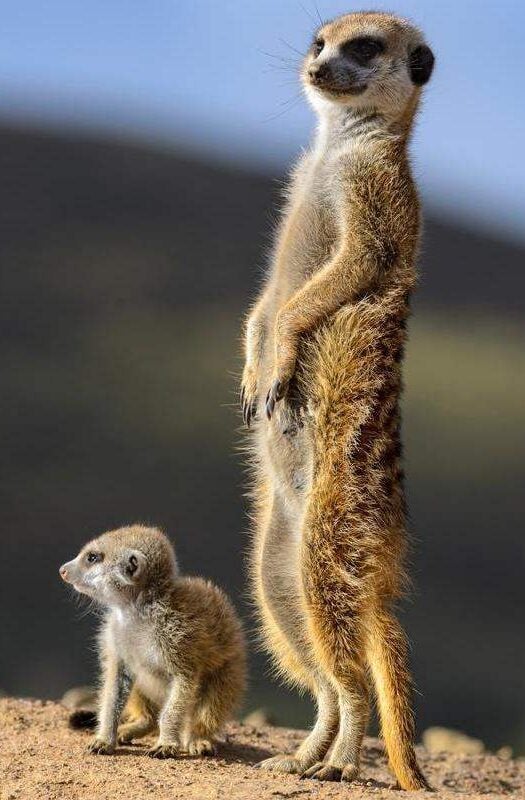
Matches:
[[88, 738, 115, 756], [147, 742, 182, 759], [188, 738, 216, 757], [117, 730, 134, 745]]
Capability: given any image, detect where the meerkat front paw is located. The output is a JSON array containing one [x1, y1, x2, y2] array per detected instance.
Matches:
[[147, 742, 182, 759], [88, 738, 115, 756], [265, 376, 290, 420], [241, 365, 258, 427]]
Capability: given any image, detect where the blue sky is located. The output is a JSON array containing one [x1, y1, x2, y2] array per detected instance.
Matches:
[[1, 0, 523, 240]]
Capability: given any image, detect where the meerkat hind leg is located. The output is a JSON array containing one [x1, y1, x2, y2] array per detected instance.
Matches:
[[303, 667, 369, 783], [186, 710, 216, 757], [117, 688, 157, 743], [117, 716, 156, 744], [186, 656, 246, 757], [147, 676, 197, 759], [259, 680, 339, 774], [256, 490, 340, 774]]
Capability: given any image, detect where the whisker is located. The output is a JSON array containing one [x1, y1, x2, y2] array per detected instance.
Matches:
[[279, 38, 305, 58], [313, 1, 325, 27], [263, 92, 303, 123], [257, 48, 298, 66], [299, 1, 318, 25]]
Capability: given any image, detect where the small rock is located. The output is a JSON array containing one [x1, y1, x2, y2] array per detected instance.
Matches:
[[61, 685, 98, 711], [243, 708, 277, 727], [423, 726, 485, 755]]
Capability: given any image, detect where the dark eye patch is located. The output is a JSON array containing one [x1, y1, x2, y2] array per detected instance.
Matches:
[[312, 37, 324, 57], [86, 551, 103, 564], [341, 36, 385, 64]]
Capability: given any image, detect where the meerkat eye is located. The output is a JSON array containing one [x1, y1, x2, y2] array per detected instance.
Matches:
[[86, 551, 103, 564], [342, 36, 385, 64], [313, 38, 324, 57]]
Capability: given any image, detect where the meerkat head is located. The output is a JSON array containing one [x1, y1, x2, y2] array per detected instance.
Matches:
[[302, 11, 434, 118], [59, 525, 178, 607]]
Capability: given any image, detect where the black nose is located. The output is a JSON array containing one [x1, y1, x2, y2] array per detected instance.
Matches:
[[309, 62, 332, 83]]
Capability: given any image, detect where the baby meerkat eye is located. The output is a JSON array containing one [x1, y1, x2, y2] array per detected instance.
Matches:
[[86, 551, 103, 564], [313, 38, 324, 57], [342, 36, 385, 64]]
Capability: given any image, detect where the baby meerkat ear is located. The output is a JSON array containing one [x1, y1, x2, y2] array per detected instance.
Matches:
[[120, 549, 147, 584], [409, 44, 435, 86]]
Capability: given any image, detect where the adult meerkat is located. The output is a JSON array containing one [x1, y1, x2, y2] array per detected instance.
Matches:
[[241, 11, 434, 790], [60, 525, 246, 757]]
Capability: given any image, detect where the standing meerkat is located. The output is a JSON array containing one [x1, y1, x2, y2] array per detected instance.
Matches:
[[241, 11, 434, 790], [59, 525, 246, 757]]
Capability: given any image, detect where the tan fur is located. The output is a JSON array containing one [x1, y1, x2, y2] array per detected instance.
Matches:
[[241, 11, 433, 789], [60, 525, 246, 758]]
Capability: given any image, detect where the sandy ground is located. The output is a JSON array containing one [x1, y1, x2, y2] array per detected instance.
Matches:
[[1, 699, 523, 800]]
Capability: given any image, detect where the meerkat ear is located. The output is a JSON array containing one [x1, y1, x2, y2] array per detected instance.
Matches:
[[120, 549, 147, 583], [409, 44, 435, 86]]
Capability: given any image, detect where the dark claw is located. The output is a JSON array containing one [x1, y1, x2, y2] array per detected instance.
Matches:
[[265, 379, 285, 420], [265, 389, 274, 420], [241, 393, 257, 428]]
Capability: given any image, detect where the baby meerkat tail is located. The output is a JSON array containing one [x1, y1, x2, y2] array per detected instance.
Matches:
[[366, 610, 430, 791], [69, 709, 98, 730]]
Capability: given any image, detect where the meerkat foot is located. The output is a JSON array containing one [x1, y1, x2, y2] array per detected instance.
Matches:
[[302, 761, 358, 782], [341, 763, 359, 782], [117, 728, 139, 745], [117, 730, 135, 745], [117, 720, 155, 744], [187, 738, 216, 757], [147, 743, 182, 759], [88, 738, 115, 756], [256, 754, 306, 774]]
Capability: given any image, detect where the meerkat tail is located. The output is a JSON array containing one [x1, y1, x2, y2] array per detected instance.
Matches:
[[366, 611, 430, 791], [68, 709, 98, 730]]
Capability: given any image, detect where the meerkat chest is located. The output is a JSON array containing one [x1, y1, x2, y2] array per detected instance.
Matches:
[[110, 611, 169, 702], [274, 151, 347, 298]]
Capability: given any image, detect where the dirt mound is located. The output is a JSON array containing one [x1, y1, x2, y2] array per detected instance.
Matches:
[[1, 698, 523, 800]]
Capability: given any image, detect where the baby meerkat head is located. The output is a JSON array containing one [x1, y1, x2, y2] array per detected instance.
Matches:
[[59, 525, 178, 607], [303, 11, 434, 115]]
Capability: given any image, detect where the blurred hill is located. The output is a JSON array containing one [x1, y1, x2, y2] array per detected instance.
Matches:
[[0, 124, 523, 751]]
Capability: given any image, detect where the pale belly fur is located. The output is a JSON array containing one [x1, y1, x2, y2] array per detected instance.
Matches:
[[110, 611, 170, 709]]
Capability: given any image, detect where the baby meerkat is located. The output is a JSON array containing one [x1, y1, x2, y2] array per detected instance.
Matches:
[[59, 525, 246, 758], [242, 10, 434, 791]]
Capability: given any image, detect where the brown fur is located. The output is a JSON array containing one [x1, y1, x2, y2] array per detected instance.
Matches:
[[60, 525, 246, 758], [241, 11, 433, 789]]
